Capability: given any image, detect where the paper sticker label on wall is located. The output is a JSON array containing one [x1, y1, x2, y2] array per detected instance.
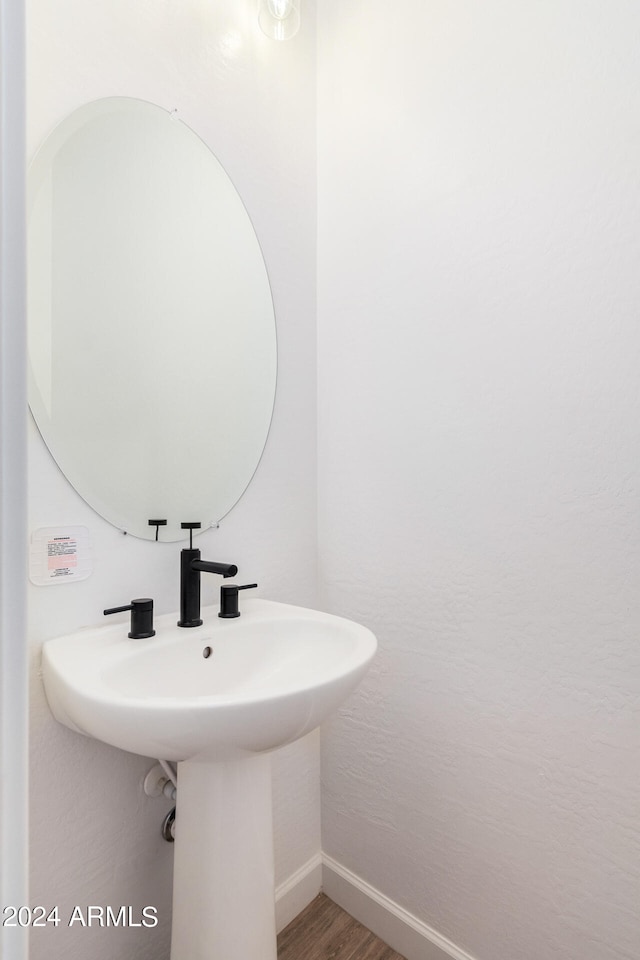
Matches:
[[29, 526, 92, 585]]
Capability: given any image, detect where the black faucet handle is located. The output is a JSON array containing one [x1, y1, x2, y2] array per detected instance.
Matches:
[[218, 583, 258, 619], [104, 598, 156, 639]]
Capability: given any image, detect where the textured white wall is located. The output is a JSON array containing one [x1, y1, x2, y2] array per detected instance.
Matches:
[[318, 3, 640, 960], [27, 2, 319, 957]]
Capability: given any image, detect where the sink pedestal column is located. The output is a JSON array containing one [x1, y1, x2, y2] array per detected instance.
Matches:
[[170, 754, 276, 960]]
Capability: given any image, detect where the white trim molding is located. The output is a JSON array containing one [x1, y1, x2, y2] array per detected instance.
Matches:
[[322, 855, 478, 960], [275, 852, 323, 933], [275, 851, 478, 960], [0, 0, 28, 958]]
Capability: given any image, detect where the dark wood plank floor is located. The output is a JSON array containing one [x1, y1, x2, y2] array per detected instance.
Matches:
[[277, 893, 407, 960]]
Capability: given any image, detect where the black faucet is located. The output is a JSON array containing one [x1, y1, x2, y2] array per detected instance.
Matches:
[[104, 598, 156, 638], [219, 582, 258, 618], [178, 523, 237, 627]]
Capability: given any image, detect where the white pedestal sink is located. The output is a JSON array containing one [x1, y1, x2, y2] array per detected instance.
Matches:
[[42, 599, 377, 960]]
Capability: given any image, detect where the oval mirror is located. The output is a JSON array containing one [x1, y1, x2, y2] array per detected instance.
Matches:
[[28, 98, 277, 541]]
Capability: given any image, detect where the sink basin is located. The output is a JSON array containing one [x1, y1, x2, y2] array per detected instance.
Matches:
[[42, 598, 377, 761], [41, 597, 376, 960]]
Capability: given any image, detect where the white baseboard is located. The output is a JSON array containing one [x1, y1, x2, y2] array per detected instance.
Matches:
[[275, 852, 323, 933], [275, 851, 477, 960], [321, 854, 478, 960]]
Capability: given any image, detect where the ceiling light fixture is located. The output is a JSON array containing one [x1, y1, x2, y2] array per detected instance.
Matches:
[[258, 0, 300, 40]]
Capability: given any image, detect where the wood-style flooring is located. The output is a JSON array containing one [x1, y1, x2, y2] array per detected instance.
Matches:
[[277, 893, 407, 960]]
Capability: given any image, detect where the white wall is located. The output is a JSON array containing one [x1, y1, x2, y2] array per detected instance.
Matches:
[[318, 3, 640, 960], [27, 2, 319, 957]]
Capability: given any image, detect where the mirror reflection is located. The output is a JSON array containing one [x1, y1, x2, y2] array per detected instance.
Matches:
[[28, 97, 277, 541]]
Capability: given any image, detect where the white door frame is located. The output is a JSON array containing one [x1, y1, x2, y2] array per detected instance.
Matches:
[[0, 1, 29, 957]]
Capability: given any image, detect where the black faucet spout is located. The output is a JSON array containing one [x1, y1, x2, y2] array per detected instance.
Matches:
[[178, 548, 237, 628], [191, 559, 238, 578]]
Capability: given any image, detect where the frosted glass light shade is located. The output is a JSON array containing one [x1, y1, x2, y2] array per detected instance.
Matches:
[[258, 0, 300, 40]]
